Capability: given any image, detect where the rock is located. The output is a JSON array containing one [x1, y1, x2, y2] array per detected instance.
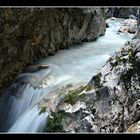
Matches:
[[123, 19, 137, 26], [118, 26, 128, 33], [44, 39, 140, 133], [106, 23, 109, 28], [0, 8, 106, 95], [129, 14, 137, 20], [118, 19, 137, 34], [23, 64, 49, 73], [105, 8, 115, 18], [128, 25, 137, 33]]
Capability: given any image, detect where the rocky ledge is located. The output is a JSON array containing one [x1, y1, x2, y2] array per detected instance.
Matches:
[[42, 39, 140, 133], [0, 8, 106, 95]]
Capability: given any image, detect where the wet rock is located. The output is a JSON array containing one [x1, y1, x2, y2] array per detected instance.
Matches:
[[118, 19, 137, 34], [22, 64, 49, 73], [106, 23, 109, 28]]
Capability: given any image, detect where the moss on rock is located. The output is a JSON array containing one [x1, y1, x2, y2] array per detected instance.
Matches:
[[39, 106, 46, 115], [64, 89, 81, 105], [44, 110, 65, 132]]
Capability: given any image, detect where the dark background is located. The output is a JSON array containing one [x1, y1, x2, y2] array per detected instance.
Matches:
[[0, 0, 139, 6], [0, 0, 139, 139]]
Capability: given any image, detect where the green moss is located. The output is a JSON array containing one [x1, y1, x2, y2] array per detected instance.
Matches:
[[44, 110, 65, 132], [78, 86, 87, 92], [63, 90, 80, 105], [79, 93, 86, 98], [39, 106, 46, 115], [79, 85, 94, 92], [85, 85, 93, 91], [63, 85, 90, 105]]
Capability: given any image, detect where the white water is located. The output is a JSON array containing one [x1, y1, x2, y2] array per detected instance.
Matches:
[[8, 105, 48, 133], [0, 18, 134, 132]]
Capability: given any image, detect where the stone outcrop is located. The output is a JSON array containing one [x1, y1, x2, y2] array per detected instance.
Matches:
[[44, 39, 140, 133], [118, 19, 137, 34], [106, 8, 138, 19], [0, 8, 106, 95]]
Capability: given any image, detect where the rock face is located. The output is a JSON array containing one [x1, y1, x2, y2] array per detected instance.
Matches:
[[0, 8, 106, 95], [106, 8, 138, 19], [44, 39, 140, 133]]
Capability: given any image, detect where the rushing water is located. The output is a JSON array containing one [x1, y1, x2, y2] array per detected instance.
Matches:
[[0, 18, 134, 132]]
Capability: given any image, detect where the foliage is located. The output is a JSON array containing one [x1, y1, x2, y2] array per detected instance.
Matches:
[[39, 106, 46, 115], [44, 110, 65, 132]]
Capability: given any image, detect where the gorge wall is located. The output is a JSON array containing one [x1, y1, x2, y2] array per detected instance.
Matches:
[[106, 8, 138, 19], [0, 8, 106, 94]]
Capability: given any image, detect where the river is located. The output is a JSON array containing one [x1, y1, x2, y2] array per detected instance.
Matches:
[[0, 18, 134, 132]]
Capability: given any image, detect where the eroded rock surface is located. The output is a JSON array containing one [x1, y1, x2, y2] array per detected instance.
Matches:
[[43, 39, 140, 133]]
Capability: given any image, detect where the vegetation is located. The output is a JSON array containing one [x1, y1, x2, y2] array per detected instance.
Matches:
[[119, 47, 136, 91], [63, 89, 81, 105], [39, 106, 46, 115], [63, 85, 93, 105], [110, 56, 121, 67], [44, 110, 65, 132]]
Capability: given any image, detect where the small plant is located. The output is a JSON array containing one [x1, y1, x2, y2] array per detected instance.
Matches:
[[44, 110, 65, 132], [78, 85, 93, 92], [85, 85, 93, 91], [64, 90, 80, 105], [39, 106, 46, 115]]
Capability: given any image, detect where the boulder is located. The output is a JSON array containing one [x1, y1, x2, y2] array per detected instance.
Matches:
[[118, 19, 137, 34]]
